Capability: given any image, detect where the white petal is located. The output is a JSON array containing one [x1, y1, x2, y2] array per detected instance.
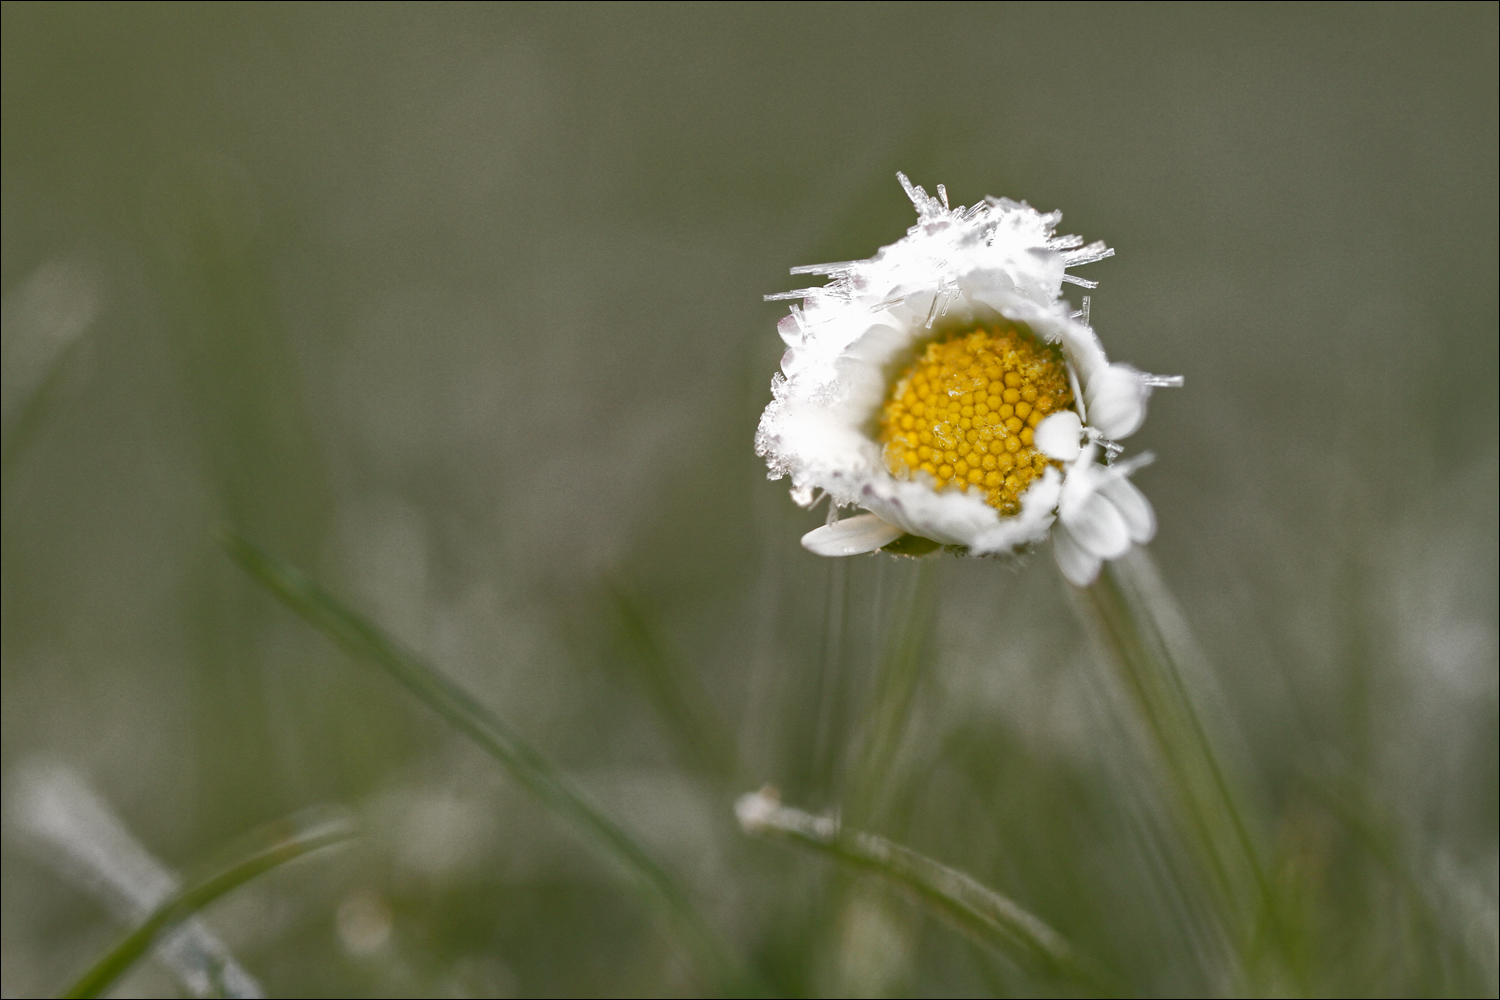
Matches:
[[1098, 475, 1156, 544], [1056, 442, 1101, 515], [1055, 315, 1110, 388], [1061, 489, 1131, 560], [1052, 526, 1102, 586], [1085, 364, 1149, 440], [968, 467, 1061, 554], [800, 513, 904, 557], [864, 480, 1002, 547], [1034, 411, 1083, 461], [777, 314, 802, 347]]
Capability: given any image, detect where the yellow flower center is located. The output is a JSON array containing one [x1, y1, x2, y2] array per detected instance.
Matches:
[[878, 323, 1074, 516]]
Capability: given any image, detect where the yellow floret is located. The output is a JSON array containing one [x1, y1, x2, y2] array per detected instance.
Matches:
[[878, 322, 1073, 516]]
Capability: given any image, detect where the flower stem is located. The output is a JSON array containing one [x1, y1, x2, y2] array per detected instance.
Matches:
[[1080, 549, 1273, 973], [845, 557, 938, 826]]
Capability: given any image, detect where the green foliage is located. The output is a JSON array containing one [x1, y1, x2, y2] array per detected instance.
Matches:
[[222, 533, 749, 994], [63, 811, 354, 999]]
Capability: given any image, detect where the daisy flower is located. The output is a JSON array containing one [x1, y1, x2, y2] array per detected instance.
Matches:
[[754, 174, 1180, 586]]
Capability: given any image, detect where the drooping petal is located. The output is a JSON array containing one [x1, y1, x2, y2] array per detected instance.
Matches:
[[861, 483, 1001, 547], [1060, 488, 1132, 560], [1097, 474, 1156, 544], [1052, 525, 1103, 586], [1084, 363, 1150, 440], [1034, 411, 1084, 461], [800, 513, 904, 557]]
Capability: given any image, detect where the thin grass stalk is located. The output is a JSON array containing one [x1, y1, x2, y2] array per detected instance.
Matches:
[[809, 555, 849, 794], [603, 581, 737, 781], [736, 789, 1119, 996], [1080, 549, 1273, 969], [812, 558, 937, 994], [61, 812, 353, 999], [222, 533, 748, 994], [845, 557, 937, 826]]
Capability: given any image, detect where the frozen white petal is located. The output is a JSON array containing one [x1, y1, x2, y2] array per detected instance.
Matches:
[[776, 314, 803, 347], [801, 513, 904, 556], [863, 480, 998, 547], [1052, 526, 1103, 586], [1061, 488, 1132, 560], [1084, 363, 1150, 440], [969, 468, 1061, 554], [1097, 474, 1156, 544], [1034, 411, 1084, 461]]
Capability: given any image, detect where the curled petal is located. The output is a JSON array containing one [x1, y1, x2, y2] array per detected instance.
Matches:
[[1098, 474, 1156, 544], [1060, 488, 1131, 560], [1034, 411, 1084, 462], [1052, 526, 1103, 586], [1085, 364, 1150, 440], [801, 513, 904, 557], [777, 314, 803, 347]]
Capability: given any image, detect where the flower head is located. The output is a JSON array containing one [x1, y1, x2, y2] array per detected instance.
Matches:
[[755, 174, 1179, 585]]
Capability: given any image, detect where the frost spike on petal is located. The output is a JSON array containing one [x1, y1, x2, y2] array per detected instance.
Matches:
[[790, 261, 861, 276], [801, 513, 904, 557], [1061, 241, 1116, 267]]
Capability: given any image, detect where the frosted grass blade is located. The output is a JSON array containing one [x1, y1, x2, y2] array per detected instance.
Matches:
[[15, 760, 265, 999], [736, 789, 1118, 995], [62, 811, 353, 999]]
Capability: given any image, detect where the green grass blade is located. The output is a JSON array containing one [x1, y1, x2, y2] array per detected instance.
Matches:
[[844, 558, 936, 826], [61, 811, 354, 999], [222, 532, 747, 993], [1080, 550, 1273, 977], [735, 789, 1119, 996], [603, 580, 737, 781], [1, 323, 91, 472]]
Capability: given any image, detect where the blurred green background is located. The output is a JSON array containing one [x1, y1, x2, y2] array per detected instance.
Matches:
[[2, 3, 1495, 997]]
